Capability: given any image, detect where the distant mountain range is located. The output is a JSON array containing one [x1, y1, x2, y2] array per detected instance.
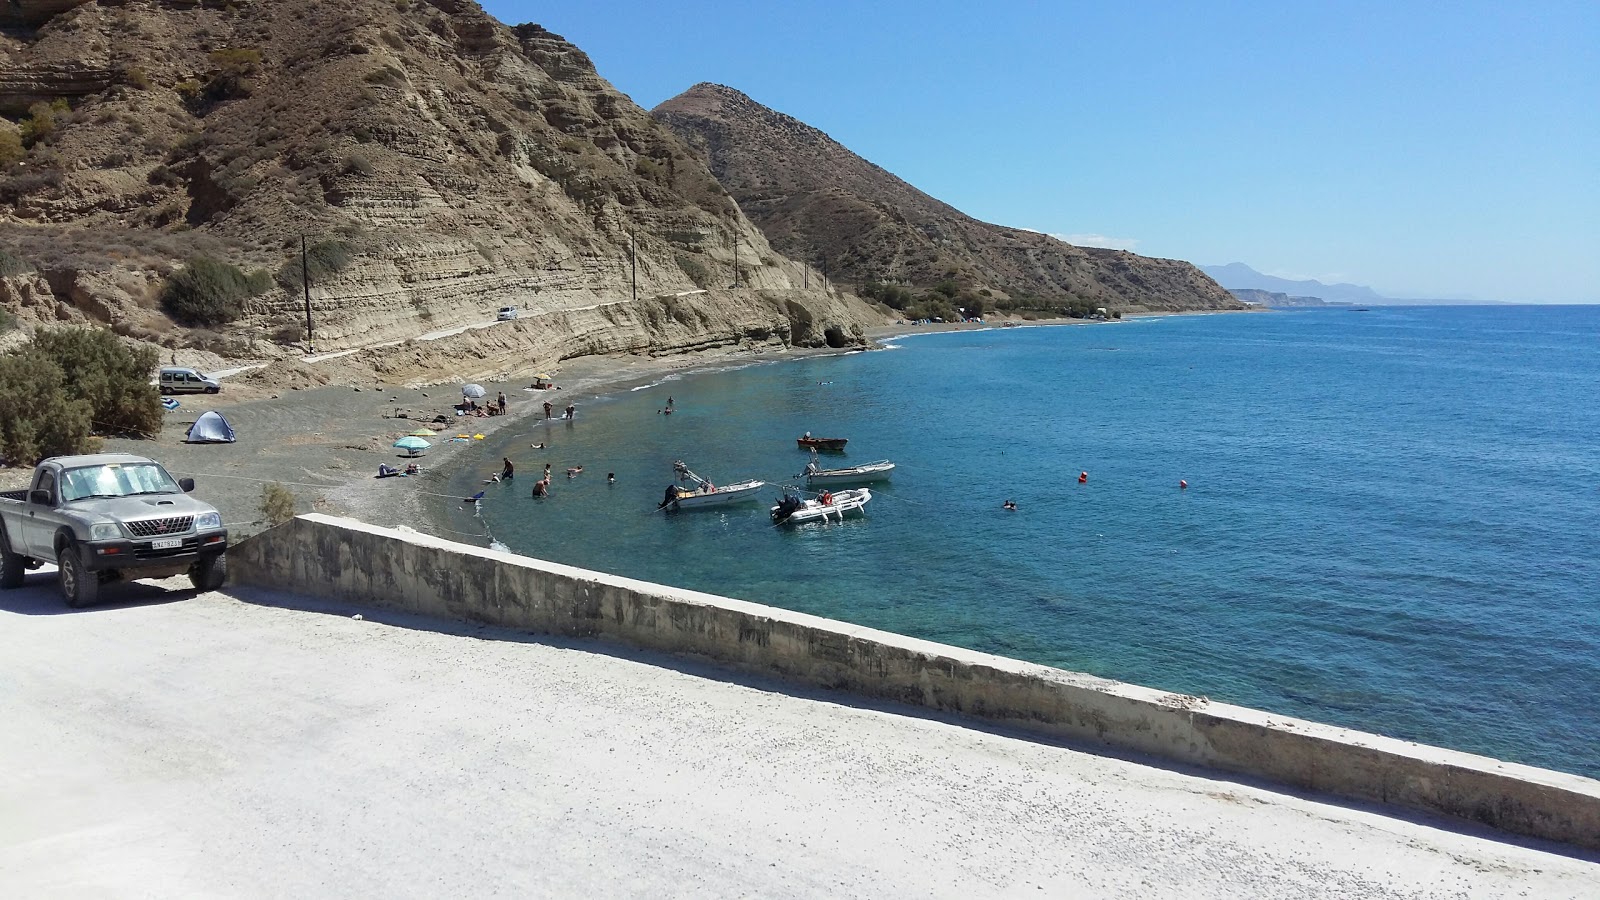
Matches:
[[1201, 263, 1495, 306]]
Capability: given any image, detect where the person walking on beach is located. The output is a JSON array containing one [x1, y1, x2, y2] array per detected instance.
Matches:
[[543, 400, 553, 420], [497, 391, 507, 415]]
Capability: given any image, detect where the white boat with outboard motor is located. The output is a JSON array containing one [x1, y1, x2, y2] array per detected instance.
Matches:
[[770, 487, 872, 524], [658, 461, 766, 511], [802, 458, 895, 486]]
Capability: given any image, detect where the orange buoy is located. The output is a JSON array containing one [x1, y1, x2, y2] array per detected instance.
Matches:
[[1078, 471, 1088, 484], [1180, 480, 1188, 489]]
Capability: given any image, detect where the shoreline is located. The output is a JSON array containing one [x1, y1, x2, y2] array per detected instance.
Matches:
[[83, 309, 1233, 550]]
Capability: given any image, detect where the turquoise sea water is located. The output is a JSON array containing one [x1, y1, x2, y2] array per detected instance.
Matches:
[[453, 306, 1600, 778]]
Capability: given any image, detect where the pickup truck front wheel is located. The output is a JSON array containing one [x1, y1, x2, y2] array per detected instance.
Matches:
[[58, 540, 100, 609], [0, 525, 25, 589], [190, 551, 226, 591]]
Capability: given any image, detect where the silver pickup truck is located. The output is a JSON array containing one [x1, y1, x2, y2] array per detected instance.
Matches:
[[0, 453, 228, 607]]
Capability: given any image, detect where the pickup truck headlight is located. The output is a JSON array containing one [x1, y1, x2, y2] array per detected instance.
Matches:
[[194, 511, 222, 531], [89, 522, 121, 541]]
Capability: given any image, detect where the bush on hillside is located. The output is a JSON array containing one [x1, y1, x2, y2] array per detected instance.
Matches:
[[204, 48, 263, 104], [0, 248, 32, 277], [30, 328, 163, 438], [0, 129, 23, 167], [160, 256, 271, 326], [0, 350, 94, 465], [18, 99, 69, 147], [275, 239, 354, 293]]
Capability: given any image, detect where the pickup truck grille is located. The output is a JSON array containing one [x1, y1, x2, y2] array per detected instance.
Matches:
[[127, 516, 193, 537]]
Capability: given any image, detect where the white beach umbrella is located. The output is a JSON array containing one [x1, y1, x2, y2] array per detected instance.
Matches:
[[462, 383, 487, 398]]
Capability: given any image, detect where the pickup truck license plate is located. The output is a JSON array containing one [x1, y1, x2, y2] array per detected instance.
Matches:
[[151, 538, 182, 550]]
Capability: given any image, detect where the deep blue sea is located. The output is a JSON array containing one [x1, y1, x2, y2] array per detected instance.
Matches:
[[454, 306, 1600, 778]]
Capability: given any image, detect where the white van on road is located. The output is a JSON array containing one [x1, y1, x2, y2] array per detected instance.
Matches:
[[496, 306, 519, 321], [158, 367, 221, 395]]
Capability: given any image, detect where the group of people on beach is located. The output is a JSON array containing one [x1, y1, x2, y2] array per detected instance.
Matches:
[[459, 391, 511, 418], [541, 400, 576, 420]]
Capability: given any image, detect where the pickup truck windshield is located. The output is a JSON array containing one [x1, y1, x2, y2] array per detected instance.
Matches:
[[60, 463, 181, 502]]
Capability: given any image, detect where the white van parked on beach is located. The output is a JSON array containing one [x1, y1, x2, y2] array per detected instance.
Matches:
[[158, 367, 221, 395]]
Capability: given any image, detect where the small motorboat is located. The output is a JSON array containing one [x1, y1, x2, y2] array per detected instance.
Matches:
[[803, 459, 895, 486], [770, 487, 872, 524], [797, 435, 847, 452], [658, 461, 766, 511]]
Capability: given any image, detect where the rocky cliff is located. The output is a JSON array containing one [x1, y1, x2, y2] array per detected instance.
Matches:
[[0, 0, 879, 371], [654, 84, 1241, 314]]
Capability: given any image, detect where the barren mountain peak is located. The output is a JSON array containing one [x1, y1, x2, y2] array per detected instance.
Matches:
[[655, 84, 1240, 315]]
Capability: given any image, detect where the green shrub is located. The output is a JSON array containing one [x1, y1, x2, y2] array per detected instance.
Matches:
[[0, 129, 22, 167], [18, 100, 69, 147], [30, 328, 163, 438], [0, 350, 95, 464], [204, 48, 263, 103], [260, 482, 296, 526], [0, 248, 32, 277], [125, 65, 151, 89], [275, 239, 354, 292], [342, 153, 373, 176], [0, 307, 15, 333], [160, 256, 272, 326]]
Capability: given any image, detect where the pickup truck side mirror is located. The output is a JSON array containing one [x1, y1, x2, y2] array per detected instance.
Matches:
[[28, 489, 51, 505], [179, 477, 195, 492]]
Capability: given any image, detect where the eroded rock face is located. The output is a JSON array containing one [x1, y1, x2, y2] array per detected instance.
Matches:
[[0, 62, 118, 113], [0, 1, 93, 28], [0, 0, 884, 360]]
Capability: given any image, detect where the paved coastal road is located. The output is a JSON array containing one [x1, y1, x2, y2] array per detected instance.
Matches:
[[2, 575, 1595, 897]]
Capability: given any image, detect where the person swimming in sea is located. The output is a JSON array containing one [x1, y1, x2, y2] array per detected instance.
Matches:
[[1003, 499, 1017, 510], [567, 465, 583, 477]]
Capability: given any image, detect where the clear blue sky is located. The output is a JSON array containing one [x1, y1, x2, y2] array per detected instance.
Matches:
[[479, 1, 1598, 303]]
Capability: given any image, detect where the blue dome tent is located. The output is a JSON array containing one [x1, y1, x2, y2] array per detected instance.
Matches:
[[186, 410, 237, 443]]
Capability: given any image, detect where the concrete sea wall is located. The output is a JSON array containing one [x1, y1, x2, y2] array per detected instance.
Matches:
[[234, 514, 1600, 851]]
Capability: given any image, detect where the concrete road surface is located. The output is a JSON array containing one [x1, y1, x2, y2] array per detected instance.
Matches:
[[2, 574, 1596, 898]]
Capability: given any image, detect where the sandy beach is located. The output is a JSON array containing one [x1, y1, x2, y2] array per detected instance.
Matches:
[[85, 336, 910, 545], [12, 313, 1182, 547]]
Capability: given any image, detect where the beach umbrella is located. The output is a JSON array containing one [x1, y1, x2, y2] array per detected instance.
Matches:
[[393, 436, 431, 457], [408, 428, 437, 437], [462, 383, 487, 398]]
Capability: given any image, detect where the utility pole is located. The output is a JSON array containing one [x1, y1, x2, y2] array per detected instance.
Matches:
[[731, 233, 740, 288], [629, 231, 637, 303], [300, 234, 314, 341]]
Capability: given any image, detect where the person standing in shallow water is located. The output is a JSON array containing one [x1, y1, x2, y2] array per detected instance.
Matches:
[[543, 400, 553, 419], [501, 458, 514, 480], [565, 403, 575, 419], [497, 391, 507, 415]]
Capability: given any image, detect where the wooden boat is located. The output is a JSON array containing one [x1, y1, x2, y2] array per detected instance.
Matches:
[[658, 461, 765, 511], [770, 487, 872, 524], [796, 435, 847, 452], [803, 459, 895, 486]]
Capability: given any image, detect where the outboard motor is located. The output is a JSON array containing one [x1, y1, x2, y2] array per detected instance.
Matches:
[[772, 494, 804, 523]]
